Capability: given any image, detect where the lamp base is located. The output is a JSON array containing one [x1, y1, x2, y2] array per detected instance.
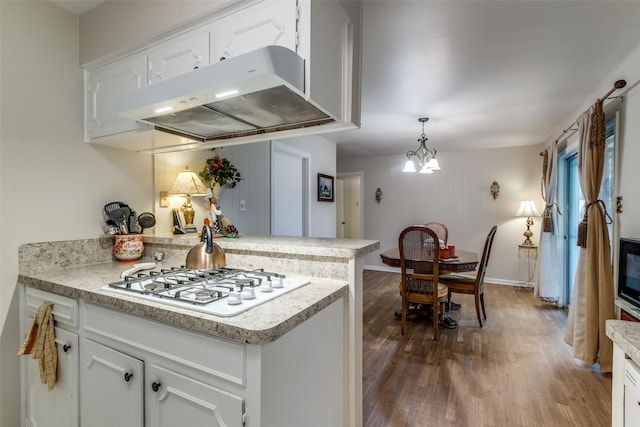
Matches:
[[521, 217, 535, 246]]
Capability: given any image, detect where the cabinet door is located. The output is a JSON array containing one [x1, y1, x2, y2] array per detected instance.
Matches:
[[80, 338, 143, 427], [86, 54, 148, 140], [148, 30, 210, 84], [25, 327, 79, 427], [214, 0, 297, 61], [147, 363, 245, 427]]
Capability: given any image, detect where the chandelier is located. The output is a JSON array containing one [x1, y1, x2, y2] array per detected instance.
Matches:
[[402, 117, 441, 174]]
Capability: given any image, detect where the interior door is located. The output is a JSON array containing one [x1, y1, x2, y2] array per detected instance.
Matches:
[[336, 173, 363, 239], [271, 142, 309, 236], [336, 178, 345, 238]]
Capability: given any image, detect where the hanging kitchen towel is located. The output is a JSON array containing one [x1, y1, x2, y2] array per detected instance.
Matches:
[[18, 302, 57, 391]]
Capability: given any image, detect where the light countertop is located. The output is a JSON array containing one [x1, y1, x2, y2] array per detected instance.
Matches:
[[18, 235, 379, 345], [606, 320, 640, 365], [20, 261, 347, 345]]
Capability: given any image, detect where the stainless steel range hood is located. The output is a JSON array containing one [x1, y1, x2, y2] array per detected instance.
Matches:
[[112, 45, 335, 143]]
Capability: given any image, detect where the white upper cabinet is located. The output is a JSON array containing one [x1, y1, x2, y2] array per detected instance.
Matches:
[[148, 30, 210, 84], [212, 0, 297, 61], [86, 31, 210, 142], [83, 0, 360, 151], [85, 54, 149, 141]]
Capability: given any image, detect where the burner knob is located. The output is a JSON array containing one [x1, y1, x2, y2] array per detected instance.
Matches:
[[228, 292, 242, 305], [151, 382, 161, 392], [241, 288, 255, 299]]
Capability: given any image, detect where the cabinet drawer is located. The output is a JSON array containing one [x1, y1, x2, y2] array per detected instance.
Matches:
[[26, 287, 78, 329], [82, 303, 246, 386]]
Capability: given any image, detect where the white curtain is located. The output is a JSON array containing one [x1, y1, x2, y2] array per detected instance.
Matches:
[[534, 141, 564, 306]]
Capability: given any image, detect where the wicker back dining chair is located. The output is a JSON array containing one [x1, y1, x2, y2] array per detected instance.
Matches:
[[424, 221, 448, 246], [439, 225, 498, 327], [398, 225, 449, 340]]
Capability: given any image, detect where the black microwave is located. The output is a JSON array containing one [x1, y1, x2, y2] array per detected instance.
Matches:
[[618, 238, 640, 309]]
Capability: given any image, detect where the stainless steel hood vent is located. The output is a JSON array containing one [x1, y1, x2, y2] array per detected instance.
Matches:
[[112, 45, 335, 143]]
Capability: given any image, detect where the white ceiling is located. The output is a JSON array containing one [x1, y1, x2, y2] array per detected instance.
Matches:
[[51, 1, 640, 161], [50, 0, 104, 16], [335, 0, 640, 160]]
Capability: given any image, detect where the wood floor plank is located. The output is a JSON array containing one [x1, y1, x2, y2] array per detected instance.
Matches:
[[362, 270, 612, 427]]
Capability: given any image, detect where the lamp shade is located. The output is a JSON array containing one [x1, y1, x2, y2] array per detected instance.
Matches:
[[515, 200, 540, 217], [170, 166, 208, 196], [402, 159, 417, 173]]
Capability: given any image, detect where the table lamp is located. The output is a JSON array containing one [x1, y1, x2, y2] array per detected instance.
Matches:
[[170, 166, 208, 232], [515, 200, 540, 246]]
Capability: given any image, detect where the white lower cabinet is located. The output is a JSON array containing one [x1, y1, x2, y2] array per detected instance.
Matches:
[[80, 339, 144, 427], [22, 288, 345, 427], [80, 302, 247, 427], [79, 338, 245, 427], [21, 287, 80, 427], [24, 327, 79, 427], [147, 363, 245, 427]]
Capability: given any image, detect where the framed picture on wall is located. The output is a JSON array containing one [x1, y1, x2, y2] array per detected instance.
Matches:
[[318, 173, 334, 202]]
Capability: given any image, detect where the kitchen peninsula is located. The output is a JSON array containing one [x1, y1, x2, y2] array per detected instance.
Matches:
[[19, 234, 378, 427]]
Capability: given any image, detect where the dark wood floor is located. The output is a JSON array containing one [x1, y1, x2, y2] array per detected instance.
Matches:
[[362, 270, 611, 427]]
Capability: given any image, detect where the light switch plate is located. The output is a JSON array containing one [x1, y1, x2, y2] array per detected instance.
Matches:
[[160, 191, 169, 208]]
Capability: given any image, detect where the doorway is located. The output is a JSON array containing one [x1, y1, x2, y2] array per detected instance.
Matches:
[[336, 173, 363, 239]]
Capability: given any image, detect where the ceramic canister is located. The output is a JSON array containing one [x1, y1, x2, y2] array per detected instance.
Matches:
[[114, 233, 144, 261]]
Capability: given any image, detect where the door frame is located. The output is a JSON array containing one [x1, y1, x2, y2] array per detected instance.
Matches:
[[271, 142, 310, 237]]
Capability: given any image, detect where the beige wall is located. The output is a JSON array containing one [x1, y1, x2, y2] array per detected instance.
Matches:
[[0, 2, 154, 424], [590, 42, 640, 241], [338, 145, 543, 283]]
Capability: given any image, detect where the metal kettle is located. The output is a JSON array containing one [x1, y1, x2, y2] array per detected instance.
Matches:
[[185, 225, 226, 269]]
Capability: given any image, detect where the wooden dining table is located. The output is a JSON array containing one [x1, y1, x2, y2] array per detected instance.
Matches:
[[380, 248, 479, 322], [379, 248, 479, 273]]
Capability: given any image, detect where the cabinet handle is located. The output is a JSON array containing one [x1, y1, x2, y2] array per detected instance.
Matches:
[[151, 382, 161, 392], [123, 372, 133, 383], [62, 344, 71, 353]]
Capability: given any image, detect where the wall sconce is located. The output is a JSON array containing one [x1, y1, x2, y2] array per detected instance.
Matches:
[[490, 181, 500, 199], [515, 200, 540, 246], [170, 166, 208, 232], [375, 188, 382, 203]]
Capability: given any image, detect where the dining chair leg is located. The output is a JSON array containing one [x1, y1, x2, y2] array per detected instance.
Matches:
[[480, 292, 487, 320], [432, 300, 439, 341], [401, 293, 407, 335], [474, 292, 483, 327]]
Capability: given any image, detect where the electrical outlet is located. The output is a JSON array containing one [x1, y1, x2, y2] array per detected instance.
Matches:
[[240, 200, 246, 211]]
